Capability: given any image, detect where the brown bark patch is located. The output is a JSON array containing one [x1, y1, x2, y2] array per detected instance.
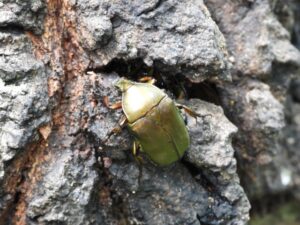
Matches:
[[2, 140, 51, 225], [7, 0, 91, 223]]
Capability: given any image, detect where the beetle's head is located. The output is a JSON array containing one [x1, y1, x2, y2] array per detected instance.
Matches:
[[115, 77, 134, 92]]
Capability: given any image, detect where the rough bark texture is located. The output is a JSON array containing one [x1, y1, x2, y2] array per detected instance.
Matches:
[[204, 0, 300, 200], [0, 0, 299, 225]]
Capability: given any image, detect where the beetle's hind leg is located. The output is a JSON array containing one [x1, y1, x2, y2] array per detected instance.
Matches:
[[132, 141, 144, 185], [176, 103, 214, 123], [104, 115, 128, 143], [132, 141, 144, 164]]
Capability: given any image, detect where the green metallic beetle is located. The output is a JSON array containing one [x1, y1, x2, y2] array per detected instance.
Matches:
[[114, 77, 194, 166]]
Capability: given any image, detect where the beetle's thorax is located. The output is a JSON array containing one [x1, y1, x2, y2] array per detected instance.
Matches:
[[122, 82, 166, 123]]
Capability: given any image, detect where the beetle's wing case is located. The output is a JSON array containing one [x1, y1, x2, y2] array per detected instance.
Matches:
[[128, 96, 190, 166], [122, 82, 166, 123]]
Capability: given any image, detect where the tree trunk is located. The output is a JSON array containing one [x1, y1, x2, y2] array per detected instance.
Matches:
[[0, 0, 299, 224]]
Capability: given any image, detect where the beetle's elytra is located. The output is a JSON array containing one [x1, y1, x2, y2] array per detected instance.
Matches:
[[115, 78, 190, 166]]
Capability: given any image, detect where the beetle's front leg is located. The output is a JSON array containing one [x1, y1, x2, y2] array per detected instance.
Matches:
[[138, 76, 156, 85], [103, 95, 126, 142], [176, 103, 200, 119], [103, 96, 122, 109]]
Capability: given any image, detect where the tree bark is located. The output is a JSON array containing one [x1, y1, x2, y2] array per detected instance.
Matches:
[[0, 0, 299, 224]]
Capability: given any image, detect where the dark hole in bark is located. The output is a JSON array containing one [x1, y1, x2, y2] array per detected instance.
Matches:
[[291, 29, 299, 49], [289, 78, 300, 103], [92, 58, 222, 104], [0, 25, 25, 33], [184, 81, 222, 106]]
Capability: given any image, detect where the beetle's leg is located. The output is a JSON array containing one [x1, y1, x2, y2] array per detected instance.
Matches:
[[176, 103, 200, 119], [138, 76, 156, 85], [119, 115, 128, 127], [132, 141, 144, 185], [104, 115, 128, 143], [111, 115, 127, 133], [132, 141, 138, 156], [103, 96, 122, 109], [111, 115, 127, 134], [109, 101, 122, 109], [176, 103, 214, 123], [132, 141, 144, 164]]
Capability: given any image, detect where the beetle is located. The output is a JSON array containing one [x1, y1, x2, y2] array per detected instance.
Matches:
[[112, 77, 196, 166]]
